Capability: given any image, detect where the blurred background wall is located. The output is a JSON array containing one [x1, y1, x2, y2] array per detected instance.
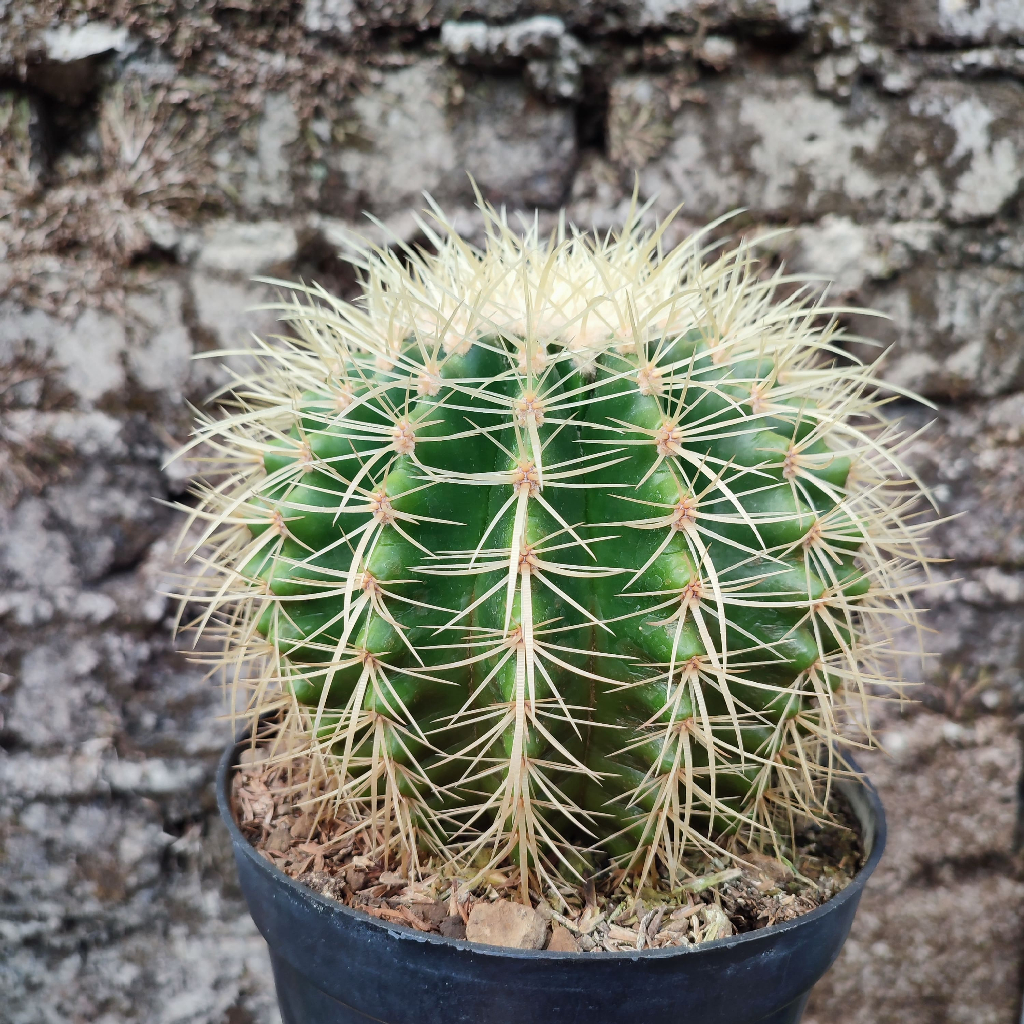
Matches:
[[1, 2, 1022, 1022]]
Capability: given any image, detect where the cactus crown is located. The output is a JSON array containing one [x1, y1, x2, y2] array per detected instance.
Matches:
[[179, 200, 929, 903]]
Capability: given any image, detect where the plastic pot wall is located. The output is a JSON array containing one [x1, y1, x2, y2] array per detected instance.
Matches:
[[217, 739, 885, 1024]]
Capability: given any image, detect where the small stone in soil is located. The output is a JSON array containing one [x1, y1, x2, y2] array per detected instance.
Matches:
[[743, 852, 791, 884], [290, 813, 316, 838], [466, 899, 549, 950], [266, 826, 293, 853], [440, 916, 467, 940], [344, 865, 366, 892], [547, 923, 580, 952], [298, 872, 346, 901], [412, 902, 449, 928]]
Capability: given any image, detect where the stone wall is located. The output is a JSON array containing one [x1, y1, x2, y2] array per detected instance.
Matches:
[[1, 2, 1022, 1021]]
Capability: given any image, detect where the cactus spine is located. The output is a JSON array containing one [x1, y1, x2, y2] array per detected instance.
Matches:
[[180, 201, 928, 902]]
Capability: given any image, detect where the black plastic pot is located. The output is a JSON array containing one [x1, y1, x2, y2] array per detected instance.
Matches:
[[217, 738, 885, 1024]]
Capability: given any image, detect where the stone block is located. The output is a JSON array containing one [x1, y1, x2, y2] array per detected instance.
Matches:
[[303, 0, 355, 36], [442, 17, 568, 65], [453, 77, 577, 207], [629, 0, 813, 32], [195, 221, 299, 277], [43, 459, 169, 581], [41, 22, 129, 64], [53, 309, 128, 406], [905, 392, 1024, 566], [242, 93, 300, 211], [334, 61, 459, 215], [333, 61, 576, 213], [126, 280, 192, 400], [441, 17, 586, 100], [2, 410, 126, 461], [0, 305, 128, 407], [0, 305, 61, 364], [804, 711, 1023, 1024], [893, 0, 1024, 46], [775, 220, 1024, 402], [392, 0, 815, 32], [188, 274, 282, 392], [787, 216, 939, 295], [0, 755, 104, 801], [7, 640, 109, 750], [907, 569, 1024, 701], [636, 76, 1024, 225], [863, 263, 1024, 399], [0, 497, 78, 592]]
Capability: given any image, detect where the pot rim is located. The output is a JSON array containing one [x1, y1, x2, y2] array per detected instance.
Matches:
[[217, 732, 886, 961]]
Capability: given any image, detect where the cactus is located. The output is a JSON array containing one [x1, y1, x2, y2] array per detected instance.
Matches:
[[180, 201, 929, 902]]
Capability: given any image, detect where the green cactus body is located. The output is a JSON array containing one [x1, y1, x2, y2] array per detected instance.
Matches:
[[183, 205, 926, 899]]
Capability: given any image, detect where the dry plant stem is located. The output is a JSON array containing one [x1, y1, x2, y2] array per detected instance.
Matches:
[[176, 194, 931, 906]]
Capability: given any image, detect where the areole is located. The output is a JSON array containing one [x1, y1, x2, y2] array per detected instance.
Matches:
[[217, 736, 886, 1024]]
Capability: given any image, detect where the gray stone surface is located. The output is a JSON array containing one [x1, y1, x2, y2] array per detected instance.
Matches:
[[894, 1, 1024, 46], [452, 76, 577, 207], [805, 713, 1023, 1024], [333, 60, 576, 214], [126, 281, 192, 400], [244, 93, 301, 212], [336, 61, 458, 213], [196, 222, 300, 277], [637, 75, 1024, 224], [303, 0, 356, 37], [1, 2, 1022, 1022], [441, 17, 587, 100]]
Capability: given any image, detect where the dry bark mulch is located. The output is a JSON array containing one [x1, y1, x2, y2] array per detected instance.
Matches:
[[232, 748, 862, 952]]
